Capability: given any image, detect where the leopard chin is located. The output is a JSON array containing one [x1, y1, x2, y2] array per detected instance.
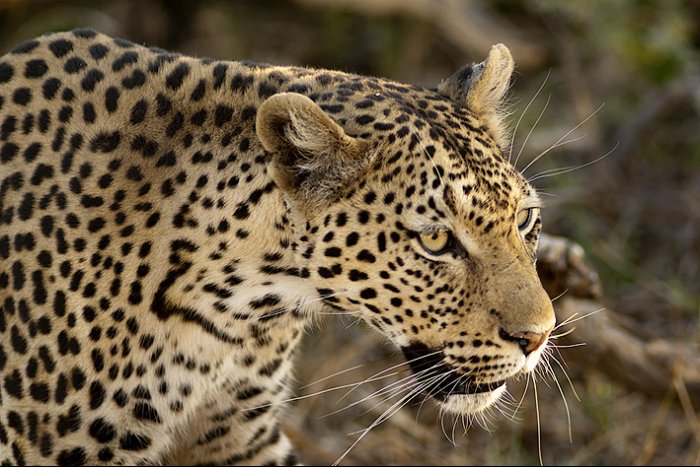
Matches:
[[438, 384, 507, 415]]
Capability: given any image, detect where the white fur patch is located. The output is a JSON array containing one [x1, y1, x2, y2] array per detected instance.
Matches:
[[439, 384, 507, 415]]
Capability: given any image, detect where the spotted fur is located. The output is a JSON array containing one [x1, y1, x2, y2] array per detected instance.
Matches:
[[0, 29, 554, 465]]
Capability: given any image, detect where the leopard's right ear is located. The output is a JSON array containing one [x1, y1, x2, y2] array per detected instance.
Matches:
[[438, 44, 514, 148], [256, 93, 368, 213]]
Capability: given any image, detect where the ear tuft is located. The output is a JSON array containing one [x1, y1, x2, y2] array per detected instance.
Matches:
[[438, 44, 514, 148]]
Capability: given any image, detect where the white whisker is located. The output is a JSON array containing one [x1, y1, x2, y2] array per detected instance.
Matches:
[[527, 141, 618, 183], [509, 69, 551, 164], [513, 93, 551, 169]]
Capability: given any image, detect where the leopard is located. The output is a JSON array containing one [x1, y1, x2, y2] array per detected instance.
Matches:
[[0, 29, 555, 465]]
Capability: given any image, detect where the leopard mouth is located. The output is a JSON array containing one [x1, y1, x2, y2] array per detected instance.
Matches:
[[401, 342, 506, 401]]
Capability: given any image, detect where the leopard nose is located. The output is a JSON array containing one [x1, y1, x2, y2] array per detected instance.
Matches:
[[499, 327, 553, 356]]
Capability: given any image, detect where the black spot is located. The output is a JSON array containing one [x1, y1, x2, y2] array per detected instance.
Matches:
[[112, 51, 138, 71], [377, 232, 387, 252], [128, 281, 143, 305], [80, 69, 104, 92], [113, 389, 128, 407], [191, 109, 207, 126], [40, 432, 53, 457], [97, 448, 113, 462], [356, 114, 374, 125], [190, 79, 206, 101], [240, 105, 256, 121], [4, 369, 23, 399], [258, 82, 276, 98], [324, 247, 342, 257], [0, 62, 14, 83], [119, 433, 151, 451], [105, 86, 119, 113], [133, 402, 161, 423], [49, 39, 74, 58], [215, 105, 234, 127], [166, 62, 190, 90], [18, 192, 35, 221], [89, 43, 109, 60], [70, 367, 86, 390], [1, 142, 19, 163], [89, 418, 115, 443], [129, 99, 148, 125], [58, 105, 73, 123], [90, 131, 121, 153], [24, 59, 48, 78], [165, 112, 184, 137], [83, 102, 96, 123], [56, 447, 86, 466], [233, 203, 250, 220], [349, 269, 368, 281], [231, 73, 253, 93], [64, 57, 87, 74], [72, 28, 97, 38], [122, 69, 146, 89], [12, 261, 26, 289], [213, 63, 227, 89], [11, 326, 27, 354], [345, 232, 359, 247], [357, 249, 376, 263], [13, 87, 32, 105], [81, 194, 103, 208], [30, 382, 50, 403], [11, 39, 39, 54], [89, 381, 106, 409]]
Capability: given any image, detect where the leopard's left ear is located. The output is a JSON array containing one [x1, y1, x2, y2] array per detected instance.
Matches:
[[256, 93, 369, 214], [438, 44, 514, 149]]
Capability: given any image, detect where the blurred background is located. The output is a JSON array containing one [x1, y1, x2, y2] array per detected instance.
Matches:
[[1, 0, 698, 465]]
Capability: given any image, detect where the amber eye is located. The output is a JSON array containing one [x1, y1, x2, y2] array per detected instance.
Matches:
[[516, 208, 538, 233], [419, 230, 451, 255]]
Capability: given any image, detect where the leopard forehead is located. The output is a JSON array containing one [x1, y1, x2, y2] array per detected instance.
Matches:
[[0, 29, 551, 466]]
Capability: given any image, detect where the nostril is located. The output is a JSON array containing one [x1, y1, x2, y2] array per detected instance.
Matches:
[[499, 328, 550, 356], [517, 338, 531, 351]]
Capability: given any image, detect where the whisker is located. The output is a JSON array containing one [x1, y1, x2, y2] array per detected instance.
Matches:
[[520, 134, 586, 175], [243, 370, 401, 412], [333, 371, 450, 466], [327, 359, 444, 418], [550, 353, 581, 402], [553, 307, 606, 330], [521, 102, 605, 176], [527, 141, 618, 183], [513, 93, 551, 169], [549, 342, 587, 349], [549, 327, 577, 339], [338, 349, 443, 402], [548, 353, 574, 443], [550, 289, 569, 303], [511, 372, 531, 420], [509, 69, 551, 164], [533, 376, 543, 467], [299, 363, 368, 390]]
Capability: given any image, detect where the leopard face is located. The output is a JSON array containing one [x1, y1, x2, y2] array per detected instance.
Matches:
[[256, 45, 555, 415]]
